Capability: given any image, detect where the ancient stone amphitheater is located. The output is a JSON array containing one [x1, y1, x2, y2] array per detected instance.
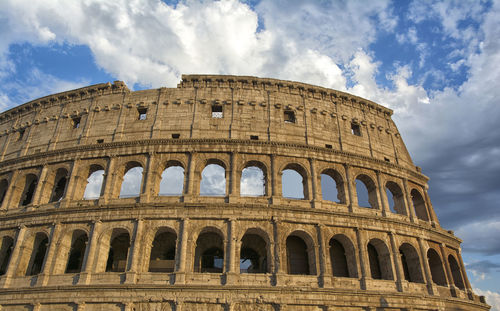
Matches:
[[0, 75, 489, 311]]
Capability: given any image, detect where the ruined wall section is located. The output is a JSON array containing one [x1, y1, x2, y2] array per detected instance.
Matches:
[[0, 76, 414, 169]]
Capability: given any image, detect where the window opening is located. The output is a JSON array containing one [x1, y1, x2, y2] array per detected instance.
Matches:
[[106, 232, 130, 272], [65, 233, 88, 273], [21, 175, 38, 206], [149, 231, 177, 273], [282, 169, 305, 199], [351, 123, 361, 136], [284, 110, 296, 123], [97, 139, 104, 144], [286, 235, 310, 275], [171, 133, 180, 139], [427, 249, 447, 286], [119, 165, 143, 198], [18, 129, 25, 141], [448, 255, 465, 289], [200, 163, 226, 196], [211, 105, 223, 118], [0, 236, 14, 275], [159, 165, 184, 196], [72, 117, 81, 129], [0, 179, 8, 206], [194, 231, 224, 273], [250, 135, 259, 140], [138, 108, 147, 120], [26, 234, 48, 276], [240, 166, 265, 197], [399, 243, 424, 283], [240, 233, 268, 274], [325, 144, 332, 149], [330, 239, 349, 277], [83, 169, 105, 200]]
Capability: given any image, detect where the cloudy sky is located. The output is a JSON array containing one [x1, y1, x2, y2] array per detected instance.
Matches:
[[1, 0, 499, 307]]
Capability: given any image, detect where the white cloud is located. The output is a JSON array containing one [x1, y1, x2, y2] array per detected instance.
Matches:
[[119, 166, 143, 198], [200, 164, 226, 196], [474, 288, 500, 311]]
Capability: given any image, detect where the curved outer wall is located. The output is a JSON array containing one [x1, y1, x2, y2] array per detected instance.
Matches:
[[0, 75, 489, 310]]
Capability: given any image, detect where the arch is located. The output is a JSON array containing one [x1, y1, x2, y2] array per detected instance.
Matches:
[[367, 238, 393, 280], [20, 174, 38, 206], [282, 163, 308, 200], [65, 230, 88, 273], [385, 181, 406, 215], [448, 255, 465, 289], [286, 231, 316, 275], [411, 189, 429, 221], [321, 169, 346, 204], [105, 229, 130, 272], [240, 163, 266, 197], [0, 179, 8, 207], [399, 243, 424, 283], [194, 229, 224, 273], [427, 248, 447, 286], [240, 230, 269, 273], [159, 161, 185, 196], [119, 162, 143, 198], [26, 232, 49, 276], [83, 165, 105, 200], [0, 236, 14, 275], [355, 174, 378, 208], [149, 229, 177, 273], [50, 168, 69, 203], [200, 161, 226, 196], [329, 234, 357, 278]]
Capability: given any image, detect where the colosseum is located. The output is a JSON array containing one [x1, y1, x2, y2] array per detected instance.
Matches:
[[0, 74, 490, 311]]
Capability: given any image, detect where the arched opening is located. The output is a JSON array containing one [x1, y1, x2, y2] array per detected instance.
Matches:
[[65, 231, 88, 273], [240, 232, 268, 273], [286, 233, 314, 275], [105, 230, 130, 272], [200, 162, 226, 196], [83, 165, 105, 200], [194, 230, 224, 273], [50, 168, 69, 202], [427, 249, 447, 286], [0, 236, 14, 275], [282, 164, 307, 199], [240, 165, 265, 196], [385, 181, 406, 215], [367, 239, 393, 280], [149, 230, 177, 273], [448, 255, 465, 290], [320, 169, 346, 204], [159, 162, 184, 196], [0, 179, 8, 206], [411, 189, 429, 221], [399, 243, 424, 283], [119, 162, 143, 198], [20, 174, 38, 206], [355, 175, 378, 208], [26, 232, 49, 276], [329, 235, 357, 278]]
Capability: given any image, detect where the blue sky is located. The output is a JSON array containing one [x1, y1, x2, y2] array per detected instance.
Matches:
[[1, 0, 499, 308]]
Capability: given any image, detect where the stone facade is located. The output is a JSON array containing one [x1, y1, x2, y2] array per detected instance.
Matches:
[[0, 75, 490, 310]]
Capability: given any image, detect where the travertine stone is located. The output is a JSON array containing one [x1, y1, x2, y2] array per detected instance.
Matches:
[[0, 75, 489, 310]]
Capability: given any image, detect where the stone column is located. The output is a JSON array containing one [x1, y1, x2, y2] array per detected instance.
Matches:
[[225, 218, 238, 284], [60, 159, 82, 206], [0, 225, 26, 288], [403, 179, 417, 223], [272, 218, 284, 286], [270, 155, 280, 203], [439, 243, 453, 293], [99, 156, 117, 204], [78, 220, 102, 285], [309, 158, 320, 208], [175, 218, 189, 284], [417, 237, 435, 295], [32, 165, 49, 206], [185, 152, 197, 199], [344, 164, 354, 212], [228, 152, 238, 202], [316, 224, 330, 287], [423, 186, 439, 226], [37, 223, 63, 286], [140, 153, 156, 203], [125, 219, 144, 283], [376, 171, 390, 217], [388, 231, 404, 292], [457, 248, 473, 298], [355, 228, 369, 290]]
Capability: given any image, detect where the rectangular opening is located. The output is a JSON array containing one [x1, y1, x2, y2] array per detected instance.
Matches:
[[97, 139, 104, 144], [325, 144, 332, 149], [138, 108, 147, 120], [384, 157, 390, 162], [212, 105, 223, 118], [17, 129, 25, 141], [284, 110, 295, 123], [72, 117, 81, 129], [351, 123, 361, 136], [172, 133, 180, 139], [250, 135, 259, 140]]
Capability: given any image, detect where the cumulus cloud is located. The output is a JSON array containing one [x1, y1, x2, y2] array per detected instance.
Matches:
[[200, 164, 226, 196], [474, 288, 500, 311], [240, 166, 265, 196], [159, 166, 185, 196]]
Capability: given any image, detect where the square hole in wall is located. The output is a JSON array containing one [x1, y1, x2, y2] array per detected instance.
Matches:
[[325, 144, 332, 149], [384, 157, 390, 162], [351, 123, 361, 136], [97, 139, 104, 144], [284, 110, 296, 123], [138, 108, 147, 120], [18, 129, 25, 141], [72, 117, 81, 129], [250, 135, 259, 140], [172, 133, 180, 139], [212, 105, 223, 118]]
